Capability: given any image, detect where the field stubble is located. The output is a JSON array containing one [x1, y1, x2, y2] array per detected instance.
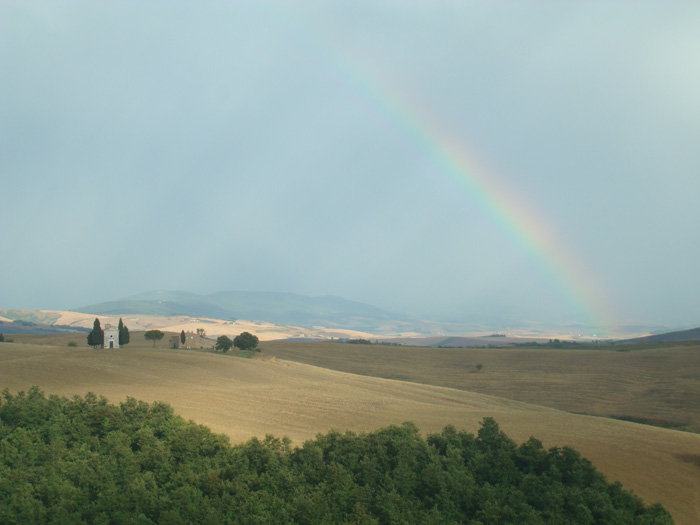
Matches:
[[261, 341, 700, 433], [0, 337, 698, 523]]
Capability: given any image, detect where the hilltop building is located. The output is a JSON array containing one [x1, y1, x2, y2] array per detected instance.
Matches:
[[104, 324, 119, 349], [171, 328, 215, 349]]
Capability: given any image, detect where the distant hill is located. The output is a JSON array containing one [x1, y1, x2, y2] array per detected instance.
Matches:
[[0, 319, 89, 335], [76, 291, 404, 332], [383, 335, 551, 347], [616, 326, 700, 344]]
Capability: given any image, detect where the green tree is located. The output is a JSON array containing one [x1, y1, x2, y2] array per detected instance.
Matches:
[[180, 330, 186, 345], [233, 332, 259, 351], [87, 318, 104, 348], [144, 330, 164, 348], [0, 333, 4, 342], [0, 395, 674, 524], [118, 318, 130, 346], [215, 335, 233, 353]]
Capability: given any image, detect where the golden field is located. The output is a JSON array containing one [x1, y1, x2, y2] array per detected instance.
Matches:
[[0, 309, 376, 340], [0, 335, 698, 523], [261, 340, 700, 433]]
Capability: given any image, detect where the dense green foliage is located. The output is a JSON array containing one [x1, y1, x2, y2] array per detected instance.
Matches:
[[0, 389, 672, 524], [118, 318, 130, 346], [143, 330, 164, 348], [233, 331, 259, 351], [215, 335, 233, 353], [86, 318, 103, 348], [0, 333, 4, 342], [180, 330, 186, 345]]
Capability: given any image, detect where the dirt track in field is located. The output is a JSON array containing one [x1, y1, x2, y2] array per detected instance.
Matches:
[[0, 342, 698, 524]]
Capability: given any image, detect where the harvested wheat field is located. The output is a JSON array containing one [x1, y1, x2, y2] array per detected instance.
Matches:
[[0, 341, 698, 523], [1, 310, 374, 341], [262, 341, 700, 432]]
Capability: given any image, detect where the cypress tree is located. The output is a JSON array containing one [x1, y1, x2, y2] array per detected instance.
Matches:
[[87, 318, 104, 348], [118, 318, 130, 346], [180, 330, 186, 345]]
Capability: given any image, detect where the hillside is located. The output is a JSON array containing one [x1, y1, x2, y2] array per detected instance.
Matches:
[[0, 390, 671, 523], [0, 311, 378, 342], [616, 326, 700, 344], [0, 319, 89, 335], [383, 334, 552, 347], [262, 340, 700, 433], [0, 338, 698, 523], [76, 290, 408, 332]]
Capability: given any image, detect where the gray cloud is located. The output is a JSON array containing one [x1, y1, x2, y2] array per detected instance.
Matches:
[[1, 1, 698, 331]]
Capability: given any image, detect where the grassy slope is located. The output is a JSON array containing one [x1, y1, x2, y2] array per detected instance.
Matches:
[[0, 309, 61, 324], [0, 338, 698, 523], [261, 341, 700, 433], [617, 326, 700, 344]]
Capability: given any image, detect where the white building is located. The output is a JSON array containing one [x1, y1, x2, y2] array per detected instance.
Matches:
[[104, 324, 119, 349]]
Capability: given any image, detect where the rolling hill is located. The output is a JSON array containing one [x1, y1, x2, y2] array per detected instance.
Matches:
[[616, 326, 700, 344], [77, 290, 406, 332], [261, 340, 700, 433], [0, 318, 89, 335], [0, 338, 698, 523]]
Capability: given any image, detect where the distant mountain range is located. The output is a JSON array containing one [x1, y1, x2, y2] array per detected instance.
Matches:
[[76, 291, 406, 332]]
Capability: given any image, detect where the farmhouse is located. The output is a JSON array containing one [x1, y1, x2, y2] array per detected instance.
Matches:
[[174, 328, 215, 349], [103, 324, 119, 348]]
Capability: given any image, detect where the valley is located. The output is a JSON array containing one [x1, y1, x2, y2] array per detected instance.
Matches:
[[0, 335, 698, 523]]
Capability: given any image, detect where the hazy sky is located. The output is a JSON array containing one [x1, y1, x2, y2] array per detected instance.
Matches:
[[2, 1, 699, 332]]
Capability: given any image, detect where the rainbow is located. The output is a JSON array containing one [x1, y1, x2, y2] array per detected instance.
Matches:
[[302, 27, 610, 334]]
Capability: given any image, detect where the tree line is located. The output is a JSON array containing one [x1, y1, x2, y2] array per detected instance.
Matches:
[[0, 388, 672, 524]]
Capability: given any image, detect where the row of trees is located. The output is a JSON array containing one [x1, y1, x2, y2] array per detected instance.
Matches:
[[215, 331, 259, 353], [0, 388, 672, 523], [87, 318, 130, 348]]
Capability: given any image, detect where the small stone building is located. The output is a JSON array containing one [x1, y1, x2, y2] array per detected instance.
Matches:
[[183, 328, 215, 349], [104, 324, 119, 349]]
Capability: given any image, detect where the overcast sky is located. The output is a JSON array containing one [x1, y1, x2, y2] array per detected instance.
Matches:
[[1, 1, 699, 333]]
